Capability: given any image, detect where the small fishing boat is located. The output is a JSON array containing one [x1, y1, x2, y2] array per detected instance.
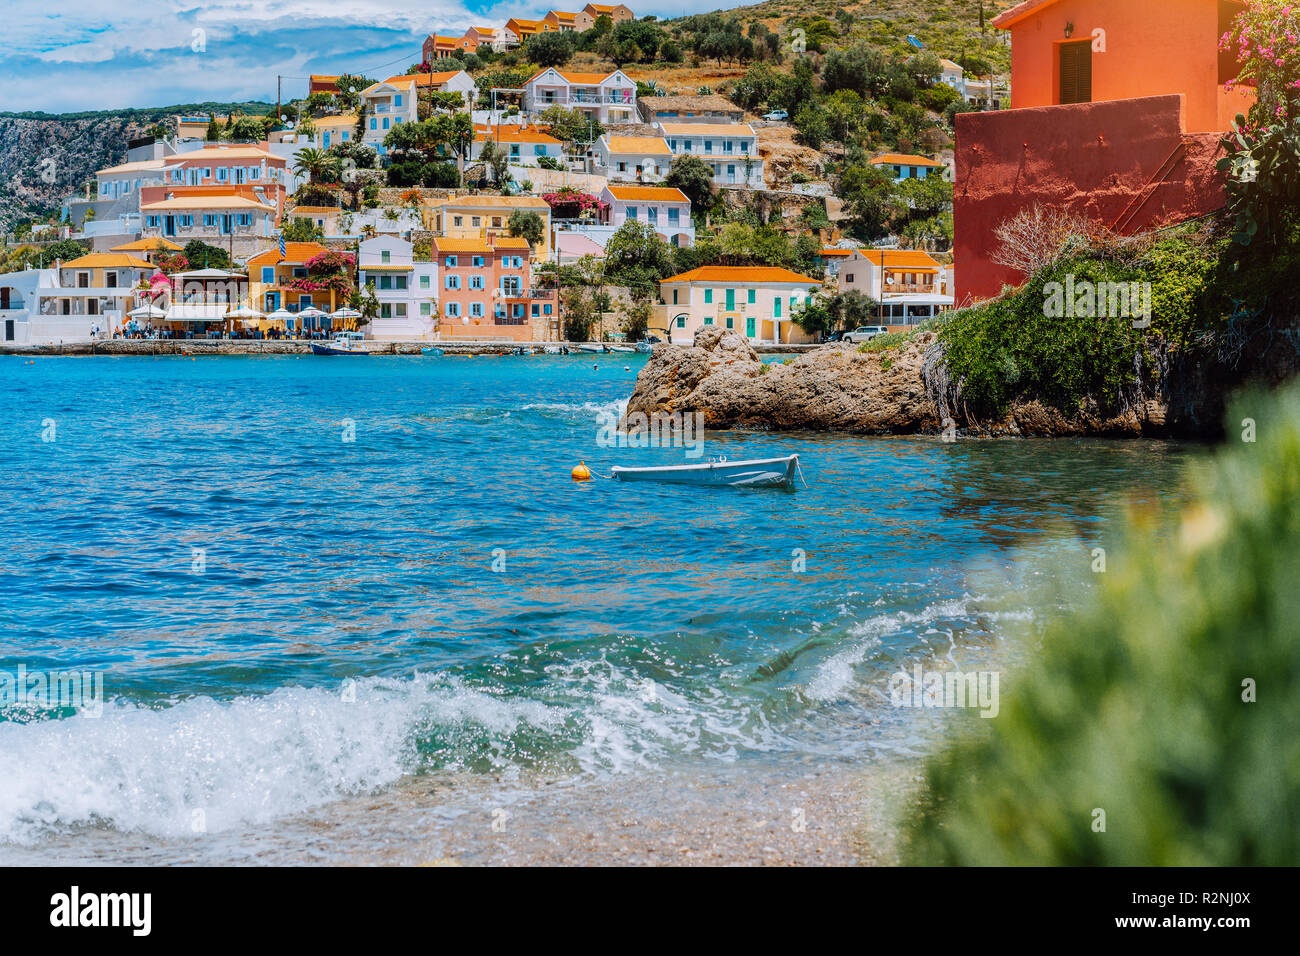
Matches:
[[541, 345, 568, 355], [311, 331, 370, 355], [634, 341, 653, 353], [420, 346, 444, 356], [574, 343, 606, 354], [610, 455, 802, 489], [608, 344, 636, 354]]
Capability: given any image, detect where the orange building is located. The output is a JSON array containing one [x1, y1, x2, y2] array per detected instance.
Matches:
[[993, 0, 1253, 134], [434, 236, 556, 341], [422, 33, 476, 61], [954, 0, 1249, 303]]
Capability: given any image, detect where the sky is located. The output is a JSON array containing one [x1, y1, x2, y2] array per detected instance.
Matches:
[[1, 1, 737, 114]]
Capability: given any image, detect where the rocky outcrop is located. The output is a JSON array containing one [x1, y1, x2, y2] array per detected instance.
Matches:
[[624, 326, 1174, 438], [625, 326, 944, 433]]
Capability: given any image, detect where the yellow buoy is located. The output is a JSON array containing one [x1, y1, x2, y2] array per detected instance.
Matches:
[[571, 461, 592, 481]]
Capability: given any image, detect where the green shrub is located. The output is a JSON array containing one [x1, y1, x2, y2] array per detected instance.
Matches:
[[905, 383, 1300, 865], [939, 257, 1148, 418]]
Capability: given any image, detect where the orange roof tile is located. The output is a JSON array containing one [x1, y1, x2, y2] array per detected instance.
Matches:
[[991, 0, 1060, 29], [433, 237, 493, 254], [431, 195, 551, 210], [528, 68, 621, 86], [492, 236, 532, 250], [473, 124, 562, 144], [384, 72, 463, 87], [245, 242, 328, 267], [869, 153, 944, 168], [604, 136, 671, 155], [606, 184, 689, 203], [661, 266, 822, 285], [61, 252, 154, 270], [110, 237, 183, 252], [853, 249, 943, 269]]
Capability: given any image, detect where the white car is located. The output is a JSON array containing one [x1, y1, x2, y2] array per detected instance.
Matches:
[[762, 109, 788, 121], [842, 325, 889, 344]]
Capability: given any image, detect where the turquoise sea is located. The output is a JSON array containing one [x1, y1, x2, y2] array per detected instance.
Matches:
[[0, 354, 1200, 862]]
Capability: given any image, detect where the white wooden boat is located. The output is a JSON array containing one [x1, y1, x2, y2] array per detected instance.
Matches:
[[574, 343, 606, 353], [610, 455, 801, 489], [311, 331, 370, 355]]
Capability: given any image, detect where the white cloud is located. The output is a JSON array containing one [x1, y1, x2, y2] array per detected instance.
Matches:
[[0, 0, 766, 112]]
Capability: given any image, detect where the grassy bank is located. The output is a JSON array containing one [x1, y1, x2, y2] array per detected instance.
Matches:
[[928, 221, 1300, 425]]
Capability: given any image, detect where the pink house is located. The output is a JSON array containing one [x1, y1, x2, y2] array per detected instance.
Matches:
[[434, 236, 556, 341]]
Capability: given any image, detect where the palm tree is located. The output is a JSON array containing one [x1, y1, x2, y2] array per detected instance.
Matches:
[[293, 147, 330, 182]]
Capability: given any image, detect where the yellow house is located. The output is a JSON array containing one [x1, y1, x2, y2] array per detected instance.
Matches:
[[656, 266, 822, 345], [309, 114, 360, 150], [506, 17, 552, 40], [544, 10, 581, 32], [246, 241, 344, 318], [423, 195, 553, 261]]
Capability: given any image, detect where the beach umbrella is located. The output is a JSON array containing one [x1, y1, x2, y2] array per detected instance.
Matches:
[[265, 307, 296, 336], [298, 306, 328, 333], [127, 304, 167, 319], [225, 305, 266, 319], [225, 304, 266, 335], [330, 306, 362, 331]]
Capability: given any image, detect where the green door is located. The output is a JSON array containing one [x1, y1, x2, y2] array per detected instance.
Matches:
[[725, 288, 735, 311], [745, 316, 756, 338]]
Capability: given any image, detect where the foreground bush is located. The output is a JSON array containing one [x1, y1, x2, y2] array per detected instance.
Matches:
[[904, 383, 1300, 864]]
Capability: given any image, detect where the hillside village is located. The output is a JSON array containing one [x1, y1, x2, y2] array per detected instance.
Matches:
[[0, 1, 1019, 347], [2, 0, 1255, 354]]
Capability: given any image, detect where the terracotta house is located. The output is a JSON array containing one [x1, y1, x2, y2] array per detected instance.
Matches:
[[953, 0, 1251, 303]]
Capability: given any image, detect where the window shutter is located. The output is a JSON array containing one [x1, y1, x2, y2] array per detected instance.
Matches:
[[1059, 41, 1093, 105]]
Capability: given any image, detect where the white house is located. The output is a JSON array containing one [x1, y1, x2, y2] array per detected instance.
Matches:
[[938, 59, 996, 107], [868, 153, 945, 181], [356, 236, 440, 340], [939, 59, 966, 95], [592, 135, 671, 182], [523, 69, 637, 125], [95, 158, 167, 202], [471, 124, 565, 166], [0, 252, 159, 344], [602, 185, 693, 247], [360, 77, 417, 154], [360, 72, 477, 155], [656, 123, 763, 188], [836, 249, 954, 324]]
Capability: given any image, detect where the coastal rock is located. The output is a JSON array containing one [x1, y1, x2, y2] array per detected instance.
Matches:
[[626, 327, 944, 433], [625, 327, 1175, 437]]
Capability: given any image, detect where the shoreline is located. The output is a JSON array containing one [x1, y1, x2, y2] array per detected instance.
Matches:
[[0, 759, 921, 866], [0, 340, 820, 357]]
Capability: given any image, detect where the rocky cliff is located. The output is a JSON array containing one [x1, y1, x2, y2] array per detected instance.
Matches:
[[0, 116, 146, 228]]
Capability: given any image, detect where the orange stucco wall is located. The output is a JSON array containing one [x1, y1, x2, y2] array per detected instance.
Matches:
[[954, 95, 1228, 304], [1005, 0, 1250, 133]]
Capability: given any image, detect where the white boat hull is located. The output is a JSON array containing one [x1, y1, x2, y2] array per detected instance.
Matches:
[[610, 455, 799, 489]]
